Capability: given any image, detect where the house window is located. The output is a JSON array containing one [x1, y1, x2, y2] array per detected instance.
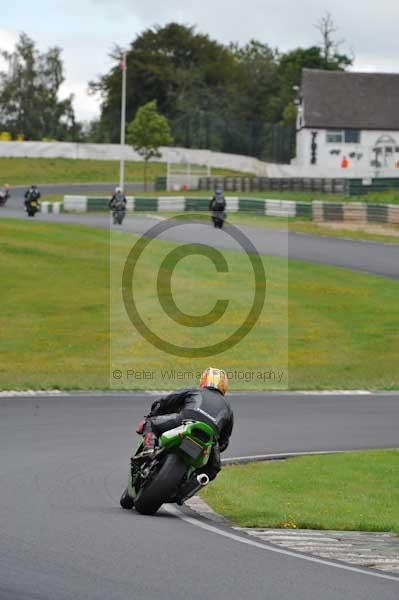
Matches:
[[344, 129, 360, 143], [326, 131, 343, 143], [326, 129, 361, 144]]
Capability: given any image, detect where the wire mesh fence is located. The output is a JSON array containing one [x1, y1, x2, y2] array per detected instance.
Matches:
[[169, 113, 295, 163]]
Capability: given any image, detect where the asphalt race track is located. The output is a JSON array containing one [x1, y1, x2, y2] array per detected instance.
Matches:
[[2, 193, 399, 597], [1, 392, 398, 600], [2, 196, 399, 279]]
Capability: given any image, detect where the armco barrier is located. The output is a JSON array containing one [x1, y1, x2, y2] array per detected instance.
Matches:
[[63, 196, 88, 212], [312, 202, 324, 222], [388, 205, 399, 225], [295, 202, 313, 218], [134, 198, 158, 211], [60, 195, 309, 217], [343, 203, 367, 223], [87, 197, 109, 211], [314, 201, 397, 226], [239, 198, 265, 213], [367, 203, 388, 223], [41, 196, 399, 229], [40, 201, 64, 214], [323, 203, 344, 222], [185, 197, 210, 212], [266, 200, 296, 217]]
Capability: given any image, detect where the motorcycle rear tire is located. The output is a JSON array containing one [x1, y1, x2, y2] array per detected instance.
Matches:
[[133, 453, 187, 516]]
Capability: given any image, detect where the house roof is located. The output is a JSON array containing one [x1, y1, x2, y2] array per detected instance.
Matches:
[[301, 69, 399, 130]]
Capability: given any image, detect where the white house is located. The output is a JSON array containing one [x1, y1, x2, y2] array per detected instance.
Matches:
[[293, 69, 399, 177]]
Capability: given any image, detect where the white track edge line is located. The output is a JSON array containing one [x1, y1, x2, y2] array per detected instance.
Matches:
[[165, 505, 399, 583]]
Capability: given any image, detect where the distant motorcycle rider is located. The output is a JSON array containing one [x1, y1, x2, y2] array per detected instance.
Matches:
[[0, 183, 10, 206], [109, 187, 127, 224], [209, 183, 226, 229], [24, 185, 41, 209], [138, 368, 233, 494]]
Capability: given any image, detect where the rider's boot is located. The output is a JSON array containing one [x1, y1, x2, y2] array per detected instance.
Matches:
[[141, 431, 158, 458]]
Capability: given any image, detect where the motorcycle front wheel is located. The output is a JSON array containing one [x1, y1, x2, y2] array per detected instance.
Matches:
[[133, 453, 187, 516]]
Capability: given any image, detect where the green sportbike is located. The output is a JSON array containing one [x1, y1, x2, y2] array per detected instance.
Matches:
[[120, 420, 215, 515]]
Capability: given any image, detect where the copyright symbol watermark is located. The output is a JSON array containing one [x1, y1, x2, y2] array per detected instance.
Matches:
[[112, 370, 123, 379], [121, 214, 266, 358]]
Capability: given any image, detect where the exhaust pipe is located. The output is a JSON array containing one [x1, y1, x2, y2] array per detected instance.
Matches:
[[196, 473, 210, 487], [177, 473, 210, 505]]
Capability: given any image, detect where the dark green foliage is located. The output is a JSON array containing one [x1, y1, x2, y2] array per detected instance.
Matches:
[[0, 33, 80, 141], [90, 23, 351, 160]]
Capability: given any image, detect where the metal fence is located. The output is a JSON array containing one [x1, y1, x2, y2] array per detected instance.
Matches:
[[348, 178, 399, 196], [170, 114, 295, 164], [198, 177, 348, 194]]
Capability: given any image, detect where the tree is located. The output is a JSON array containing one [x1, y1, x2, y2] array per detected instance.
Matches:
[[314, 12, 352, 68], [271, 45, 352, 128], [127, 100, 173, 189], [89, 21, 352, 161], [89, 23, 237, 144], [0, 33, 78, 140]]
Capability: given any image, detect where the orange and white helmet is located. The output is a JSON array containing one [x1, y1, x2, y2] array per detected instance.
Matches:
[[199, 367, 228, 395]]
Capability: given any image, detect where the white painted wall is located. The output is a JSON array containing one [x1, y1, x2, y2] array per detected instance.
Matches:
[[295, 128, 399, 177], [0, 141, 270, 176], [3, 138, 399, 179]]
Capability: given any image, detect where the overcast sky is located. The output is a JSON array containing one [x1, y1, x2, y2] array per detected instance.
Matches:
[[1, 0, 398, 121]]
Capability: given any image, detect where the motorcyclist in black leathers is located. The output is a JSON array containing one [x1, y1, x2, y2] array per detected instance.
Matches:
[[0, 183, 10, 206], [139, 368, 233, 486], [24, 185, 41, 210], [109, 187, 127, 219], [209, 183, 226, 229]]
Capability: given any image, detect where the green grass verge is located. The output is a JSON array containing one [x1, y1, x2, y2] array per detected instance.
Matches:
[[1, 219, 399, 390], [0, 157, 244, 186], [201, 450, 399, 533], [227, 213, 399, 245], [0, 219, 109, 389]]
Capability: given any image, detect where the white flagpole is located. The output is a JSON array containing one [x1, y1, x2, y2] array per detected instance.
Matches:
[[119, 51, 127, 190]]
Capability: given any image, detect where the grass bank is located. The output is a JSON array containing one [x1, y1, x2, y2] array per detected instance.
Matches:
[[1, 219, 398, 390], [0, 157, 243, 186], [0, 220, 109, 388], [2, 157, 399, 204], [201, 450, 399, 533]]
